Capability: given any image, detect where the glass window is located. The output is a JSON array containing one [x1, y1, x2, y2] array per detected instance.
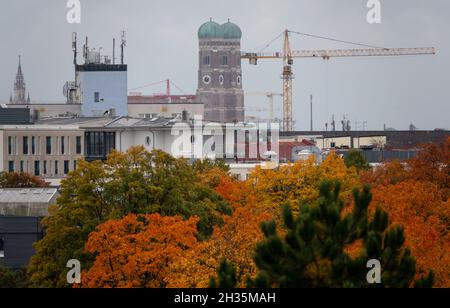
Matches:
[[20, 161, 24, 173], [94, 92, 100, 103], [76, 136, 82, 154], [61, 136, 65, 155], [8, 161, 14, 173], [221, 56, 228, 66], [64, 160, 70, 174], [44, 161, 48, 175], [23, 136, 29, 155], [73, 160, 77, 170], [8, 136, 12, 155], [46, 136, 52, 154], [32, 136, 36, 155], [54, 160, 59, 175], [34, 161, 40, 176], [203, 55, 210, 65]]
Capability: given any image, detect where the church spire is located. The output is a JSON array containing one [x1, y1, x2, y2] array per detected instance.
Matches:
[[13, 55, 27, 104]]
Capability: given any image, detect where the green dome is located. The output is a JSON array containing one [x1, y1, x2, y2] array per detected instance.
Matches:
[[198, 21, 222, 39], [222, 21, 242, 39], [198, 20, 242, 40]]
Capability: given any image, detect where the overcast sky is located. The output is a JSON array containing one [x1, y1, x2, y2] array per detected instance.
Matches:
[[0, 0, 448, 130]]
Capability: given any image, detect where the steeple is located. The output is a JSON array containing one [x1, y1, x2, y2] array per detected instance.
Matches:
[[13, 55, 28, 104]]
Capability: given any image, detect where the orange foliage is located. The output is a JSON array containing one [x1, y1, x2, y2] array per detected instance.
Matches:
[[80, 214, 199, 288], [166, 205, 271, 288], [371, 180, 449, 287]]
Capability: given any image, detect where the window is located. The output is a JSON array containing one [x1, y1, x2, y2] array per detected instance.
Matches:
[[0, 238, 4, 258], [61, 136, 65, 155], [8, 161, 14, 173], [219, 75, 224, 85], [76, 136, 82, 154], [34, 161, 40, 176], [203, 55, 210, 65], [44, 161, 48, 175], [54, 160, 59, 175], [23, 136, 29, 155], [64, 160, 70, 174], [32, 136, 36, 155], [220, 55, 228, 66], [20, 161, 24, 173], [46, 137, 52, 154], [94, 92, 100, 103], [8, 136, 12, 155], [73, 160, 77, 170]]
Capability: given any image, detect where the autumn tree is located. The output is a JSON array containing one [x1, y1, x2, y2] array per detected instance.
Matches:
[[81, 214, 199, 288], [166, 205, 271, 288], [0, 172, 49, 188], [249, 181, 434, 288], [27, 147, 231, 288], [361, 139, 449, 287], [0, 266, 28, 288], [248, 153, 359, 215]]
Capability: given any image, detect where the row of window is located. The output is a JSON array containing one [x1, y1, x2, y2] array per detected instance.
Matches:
[[8, 160, 77, 176], [8, 136, 82, 156], [203, 55, 229, 66]]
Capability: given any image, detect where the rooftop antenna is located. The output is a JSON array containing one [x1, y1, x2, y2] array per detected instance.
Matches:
[[310, 94, 313, 132], [72, 32, 77, 65], [83, 36, 89, 63], [113, 38, 116, 65], [120, 31, 126, 65]]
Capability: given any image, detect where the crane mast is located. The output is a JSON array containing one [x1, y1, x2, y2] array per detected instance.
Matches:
[[242, 30, 436, 132]]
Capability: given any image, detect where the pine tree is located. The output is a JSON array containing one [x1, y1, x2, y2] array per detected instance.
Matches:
[[344, 149, 370, 172], [209, 260, 237, 288], [249, 181, 434, 288]]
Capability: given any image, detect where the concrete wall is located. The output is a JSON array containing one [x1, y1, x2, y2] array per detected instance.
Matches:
[[0, 216, 43, 269], [6, 104, 82, 119], [79, 70, 128, 117], [128, 103, 204, 118]]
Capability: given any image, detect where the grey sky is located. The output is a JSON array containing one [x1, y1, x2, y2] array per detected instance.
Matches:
[[0, 0, 448, 130]]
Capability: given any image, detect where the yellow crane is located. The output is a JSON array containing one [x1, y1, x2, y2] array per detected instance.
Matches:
[[242, 30, 436, 132]]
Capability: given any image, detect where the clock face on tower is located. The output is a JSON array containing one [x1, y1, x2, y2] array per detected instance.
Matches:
[[203, 75, 212, 85]]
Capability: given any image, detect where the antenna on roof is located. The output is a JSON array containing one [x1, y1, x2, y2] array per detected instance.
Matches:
[[113, 38, 116, 65], [120, 31, 126, 65], [72, 32, 77, 65]]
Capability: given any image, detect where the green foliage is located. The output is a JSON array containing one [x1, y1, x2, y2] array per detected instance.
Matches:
[[210, 259, 237, 289], [193, 159, 230, 173], [345, 150, 370, 173], [0, 266, 28, 288], [249, 181, 434, 288], [27, 147, 231, 288]]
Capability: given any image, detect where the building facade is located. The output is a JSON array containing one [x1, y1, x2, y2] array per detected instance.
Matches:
[[0, 125, 84, 178], [197, 20, 245, 123]]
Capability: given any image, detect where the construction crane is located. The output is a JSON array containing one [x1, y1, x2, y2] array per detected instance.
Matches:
[[245, 92, 283, 121], [242, 30, 436, 132]]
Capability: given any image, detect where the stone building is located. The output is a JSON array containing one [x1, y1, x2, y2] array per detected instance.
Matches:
[[197, 19, 245, 123]]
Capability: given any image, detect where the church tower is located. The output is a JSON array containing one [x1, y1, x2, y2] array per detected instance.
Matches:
[[12, 56, 30, 104], [197, 19, 245, 123]]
